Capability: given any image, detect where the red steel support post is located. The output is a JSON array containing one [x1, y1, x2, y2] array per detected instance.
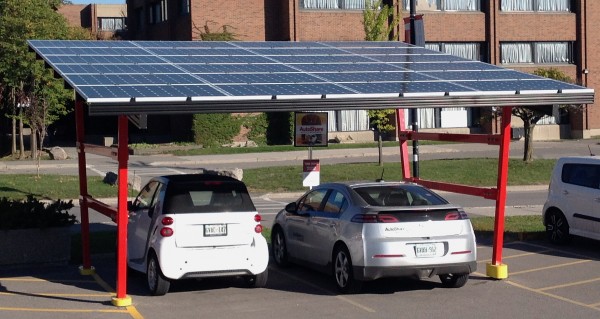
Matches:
[[486, 106, 512, 279], [112, 115, 132, 306], [396, 109, 411, 179], [75, 99, 93, 274]]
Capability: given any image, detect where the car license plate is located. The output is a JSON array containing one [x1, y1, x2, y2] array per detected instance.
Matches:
[[415, 243, 439, 258], [204, 224, 227, 236]]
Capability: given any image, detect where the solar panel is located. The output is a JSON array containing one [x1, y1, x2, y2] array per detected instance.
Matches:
[[27, 40, 594, 115]]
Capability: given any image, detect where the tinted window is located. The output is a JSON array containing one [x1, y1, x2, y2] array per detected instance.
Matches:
[[164, 180, 255, 213], [561, 163, 600, 189], [134, 181, 161, 209], [298, 189, 328, 212], [353, 184, 448, 207], [323, 190, 347, 214]]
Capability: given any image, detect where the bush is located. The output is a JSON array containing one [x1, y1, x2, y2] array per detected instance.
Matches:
[[192, 113, 243, 147], [0, 196, 77, 230]]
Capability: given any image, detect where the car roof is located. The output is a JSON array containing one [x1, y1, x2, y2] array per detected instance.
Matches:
[[556, 156, 600, 164], [319, 181, 415, 188], [155, 174, 243, 183]]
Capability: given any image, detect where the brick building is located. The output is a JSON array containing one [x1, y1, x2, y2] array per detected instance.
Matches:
[[121, 0, 598, 141], [58, 4, 127, 40]]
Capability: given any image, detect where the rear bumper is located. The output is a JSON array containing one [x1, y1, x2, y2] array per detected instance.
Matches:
[[354, 261, 477, 281], [158, 236, 269, 280]]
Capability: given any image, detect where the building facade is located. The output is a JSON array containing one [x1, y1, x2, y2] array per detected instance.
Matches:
[[56, 1, 581, 141], [59, 4, 127, 40]]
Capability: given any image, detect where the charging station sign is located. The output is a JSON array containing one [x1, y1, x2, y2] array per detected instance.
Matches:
[[302, 159, 320, 187]]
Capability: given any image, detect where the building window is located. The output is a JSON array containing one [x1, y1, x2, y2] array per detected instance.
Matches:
[[403, 0, 481, 11], [97, 17, 126, 31], [500, 0, 571, 12], [149, 0, 168, 24], [500, 42, 573, 64], [180, 0, 190, 15], [300, 0, 376, 10], [326, 110, 370, 132], [425, 42, 482, 61]]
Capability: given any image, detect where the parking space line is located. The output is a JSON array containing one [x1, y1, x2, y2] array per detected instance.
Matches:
[[0, 307, 129, 314], [0, 292, 111, 297], [475, 249, 554, 263], [517, 241, 599, 260], [90, 273, 145, 319], [505, 280, 600, 312], [270, 267, 376, 313], [0, 277, 95, 283], [510, 260, 591, 275], [589, 301, 600, 308], [539, 277, 600, 291]]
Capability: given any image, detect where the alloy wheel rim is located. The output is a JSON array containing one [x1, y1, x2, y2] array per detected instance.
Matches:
[[335, 252, 349, 287], [274, 232, 284, 262]]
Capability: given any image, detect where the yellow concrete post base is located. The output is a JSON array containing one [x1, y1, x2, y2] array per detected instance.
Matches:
[[486, 262, 508, 279], [112, 295, 133, 307], [78, 266, 96, 276]]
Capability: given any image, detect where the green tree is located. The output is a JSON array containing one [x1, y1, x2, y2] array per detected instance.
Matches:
[[0, 0, 88, 161], [363, 0, 400, 165], [511, 68, 576, 162]]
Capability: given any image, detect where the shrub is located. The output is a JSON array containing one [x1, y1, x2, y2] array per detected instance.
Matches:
[[192, 113, 243, 147], [0, 196, 77, 230]]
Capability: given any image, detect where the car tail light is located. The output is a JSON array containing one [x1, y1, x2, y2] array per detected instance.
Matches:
[[255, 224, 263, 233], [160, 227, 174, 237], [445, 210, 469, 220], [254, 214, 262, 222], [351, 214, 398, 223], [160, 217, 174, 237]]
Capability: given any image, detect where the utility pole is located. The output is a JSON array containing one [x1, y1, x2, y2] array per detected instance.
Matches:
[[409, 0, 420, 178]]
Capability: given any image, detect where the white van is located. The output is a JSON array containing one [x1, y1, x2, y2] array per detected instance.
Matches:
[[543, 156, 600, 244]]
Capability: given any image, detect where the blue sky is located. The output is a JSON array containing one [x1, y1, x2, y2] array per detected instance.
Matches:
[[69, 0, 125, 4]]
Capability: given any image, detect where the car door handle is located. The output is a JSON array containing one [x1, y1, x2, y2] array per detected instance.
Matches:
[[562, 190, 569, 195], [595, 197, 600, 202]]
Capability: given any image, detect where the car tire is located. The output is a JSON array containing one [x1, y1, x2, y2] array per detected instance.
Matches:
[[245, 268, 268, 288], [333, 246, 362, 294], [147, 253, 170, 296], [272, 228, 289, 267], [545, 210, 570, 245], [439, 273, 469, 288]]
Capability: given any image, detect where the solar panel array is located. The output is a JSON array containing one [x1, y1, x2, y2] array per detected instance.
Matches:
[[27, 40, 593, 115]]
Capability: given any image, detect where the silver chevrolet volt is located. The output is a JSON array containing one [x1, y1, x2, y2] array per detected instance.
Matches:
[[271, 181, 477, 293]]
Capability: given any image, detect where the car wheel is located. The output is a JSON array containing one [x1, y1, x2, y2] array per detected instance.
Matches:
[[147, 253, 170, 296], [439, 273, 469, 288], [272, 228, 289, 267], [546, 210, 570, 245], [245, 268, 268, 288], [333, 246, 362, 294]]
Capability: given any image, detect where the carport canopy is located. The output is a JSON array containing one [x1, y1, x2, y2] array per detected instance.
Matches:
[[28, 40, 593, 114], [27, 39, 594, 305]]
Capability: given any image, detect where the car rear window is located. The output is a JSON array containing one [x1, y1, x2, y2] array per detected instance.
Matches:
[[164, 180, 256, 213], [353, 185, 448, 207]]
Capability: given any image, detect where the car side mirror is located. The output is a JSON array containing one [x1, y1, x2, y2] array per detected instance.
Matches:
[[127, 200, 135, 211], [285, 202, 297, 213]]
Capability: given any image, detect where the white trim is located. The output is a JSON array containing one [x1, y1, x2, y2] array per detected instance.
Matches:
[[190, 95, 272, 101], [134, 96, 188, 102], [448, 91, 516, 96], [325, 93, 400, 99]]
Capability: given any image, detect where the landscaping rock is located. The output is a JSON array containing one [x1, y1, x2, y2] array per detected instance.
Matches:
[[103, 172, 142, 191], [49, 146, 69, 160]]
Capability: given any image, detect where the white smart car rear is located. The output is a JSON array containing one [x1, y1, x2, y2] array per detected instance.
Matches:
[[127, 174, 269, 295]]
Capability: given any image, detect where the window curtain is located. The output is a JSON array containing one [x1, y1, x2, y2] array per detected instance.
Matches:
[[538, 0, 570, 11], [538, 106, 560, 124], [501, 0, 533, 11], [425, 43, 441, 51], [98, 18, 124, 31], [301, 0, 339, 9], [501, 43, 533, 63], [418, 108, 435, 129], [535, 42, 569, 63], [326, 111, 337, 132], [404, 0, 440, 10], [340, 0, 374, 9], [442, 43, 479, 60], [338, 110, 369, 131], [444, 0, 479, 11]]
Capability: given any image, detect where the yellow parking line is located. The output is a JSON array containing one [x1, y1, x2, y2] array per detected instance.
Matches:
[[476, 249, 553, 263], [506, 280, 600, 312], [517, 241, 599, 260], [0, 292, 111, 297], [0, 307, 128, 314], [0, 277, 94, 283], [539, 277, 600, 291], [510, 260, 591, 275], [90, 273, 145, 319], [589, 301, 600, 307]]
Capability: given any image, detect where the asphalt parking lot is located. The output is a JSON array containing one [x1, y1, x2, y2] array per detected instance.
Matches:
[[1, 237, 599, 319]]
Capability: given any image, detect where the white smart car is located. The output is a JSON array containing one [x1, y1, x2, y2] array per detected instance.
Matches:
[[127, 174, 269, 295]]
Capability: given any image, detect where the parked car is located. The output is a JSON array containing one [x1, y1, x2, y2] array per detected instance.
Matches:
[[271, 181, 477, 293], [127, 174, 269, 295], [543, 156, 600, 244]]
